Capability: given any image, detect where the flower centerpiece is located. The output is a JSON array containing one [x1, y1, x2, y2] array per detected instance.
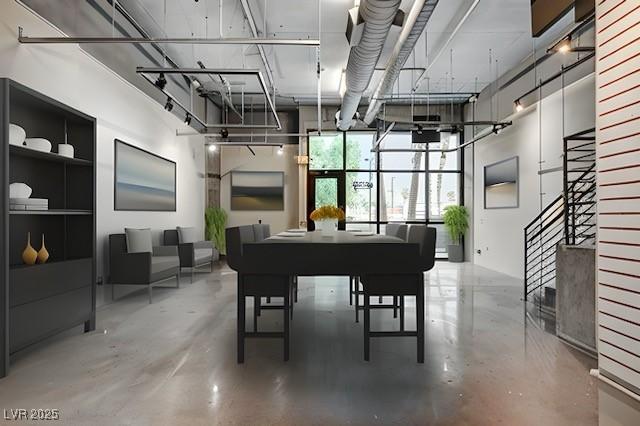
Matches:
[[310, 205, 345, 237]]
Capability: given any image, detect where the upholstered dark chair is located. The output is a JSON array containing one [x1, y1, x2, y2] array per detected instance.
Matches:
[[360, 225, 436, 362], [163, 228, 218, 282], [226, 225, 291, 363], [109, 233, 180, 304], [351, 224, 408, 322]]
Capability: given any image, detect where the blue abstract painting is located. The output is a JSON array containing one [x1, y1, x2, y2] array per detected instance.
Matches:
[[114, 140, 176, 211]]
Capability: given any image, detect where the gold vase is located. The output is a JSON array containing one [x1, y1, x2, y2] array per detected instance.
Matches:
[[37, 234, 49, 264], [22, 232, 38, 265]]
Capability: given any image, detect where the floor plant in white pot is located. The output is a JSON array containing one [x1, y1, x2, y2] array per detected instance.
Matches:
[[443, 205, 469, 262]]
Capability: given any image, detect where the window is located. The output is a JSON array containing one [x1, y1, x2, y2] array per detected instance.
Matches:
[[309, 134, 343, 170], [346, 171, 376, 222], [346, 132, 376, 170], [380, 132, 426, 170], [380, 172, 426, 221], [307, 130, 464, 260], [429, 173, 459, 219]]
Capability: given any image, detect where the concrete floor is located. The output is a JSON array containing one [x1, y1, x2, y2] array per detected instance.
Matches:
[[0, 262, 598, 425]]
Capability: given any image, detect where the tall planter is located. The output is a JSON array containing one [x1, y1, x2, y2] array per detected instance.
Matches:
[[443, 205, 469, 263]]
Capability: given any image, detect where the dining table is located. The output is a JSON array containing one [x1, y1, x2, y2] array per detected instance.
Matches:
[[239, 229, 426, 362]]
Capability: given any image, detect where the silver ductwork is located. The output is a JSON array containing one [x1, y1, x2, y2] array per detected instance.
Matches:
[[337, 0, 403, 131], [363, 0, 439, 125]]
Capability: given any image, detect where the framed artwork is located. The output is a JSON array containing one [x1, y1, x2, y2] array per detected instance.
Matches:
[[114, 139, 176, 211]]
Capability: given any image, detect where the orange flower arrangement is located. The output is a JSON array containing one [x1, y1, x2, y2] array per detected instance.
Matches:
[[310, 205, 345, 221]]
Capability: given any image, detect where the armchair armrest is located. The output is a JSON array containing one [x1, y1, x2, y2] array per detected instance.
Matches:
[[110, 252, 152, 284], [153, 245, 179, 257], [193, 240, 214, 250]]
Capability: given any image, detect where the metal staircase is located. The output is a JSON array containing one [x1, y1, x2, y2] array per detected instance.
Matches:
[[524, 129, 596, 304]]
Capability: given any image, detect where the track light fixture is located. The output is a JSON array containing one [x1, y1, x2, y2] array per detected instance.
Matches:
[[154, 73, 167, 89], [277, 145, 284, 156], [184, 113, 192, 125], [164, 97, 173, 111], [208, 144, 217, 152], [514, 100, 524, 113]]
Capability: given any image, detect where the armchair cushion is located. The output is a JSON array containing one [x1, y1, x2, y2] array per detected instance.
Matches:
[[177, 226, 198, 244], [125, 228, 152, 253], [194, 248, 213, 264], [153, 245, 179, 257]]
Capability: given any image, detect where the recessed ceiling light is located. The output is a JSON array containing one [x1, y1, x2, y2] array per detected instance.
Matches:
[[208, 144, 217, 152]]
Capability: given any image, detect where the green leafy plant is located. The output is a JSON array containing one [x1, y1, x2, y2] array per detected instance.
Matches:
[[443, 205, 469, 245], [205, 207, 228, 255]]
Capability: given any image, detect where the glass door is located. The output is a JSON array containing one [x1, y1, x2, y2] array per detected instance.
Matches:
[[307, 171, 346, 230]]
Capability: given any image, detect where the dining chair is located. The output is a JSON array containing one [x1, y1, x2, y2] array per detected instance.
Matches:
[[226, 225, 291, 363], [360, 224, 436, 363], [351, 224, 408, 322]]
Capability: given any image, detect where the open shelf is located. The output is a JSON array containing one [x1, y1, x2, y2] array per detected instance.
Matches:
[[9, 209, 92, 216], [10, 144, 92, 166], [2, 78, 97, 376]]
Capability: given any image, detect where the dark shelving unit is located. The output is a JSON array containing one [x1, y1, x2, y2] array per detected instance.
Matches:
[[1, 79, 96, 378]]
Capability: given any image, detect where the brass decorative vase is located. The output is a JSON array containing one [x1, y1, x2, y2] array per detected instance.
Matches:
[[22, 232, 38, 265], [37, 234, 49, 264]]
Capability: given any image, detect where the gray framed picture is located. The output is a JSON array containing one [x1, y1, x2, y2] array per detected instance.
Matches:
[[114, 139, 176, 211], [231, 171, 284, 211], [484, 156, 519, 209]]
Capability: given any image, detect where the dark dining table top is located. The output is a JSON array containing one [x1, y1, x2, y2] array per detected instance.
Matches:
[[241, 230, 422, 275]]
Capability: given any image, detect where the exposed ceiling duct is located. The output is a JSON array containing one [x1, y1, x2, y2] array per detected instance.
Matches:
[[363, 0, 439, 125], [336, 0, 403, 131]]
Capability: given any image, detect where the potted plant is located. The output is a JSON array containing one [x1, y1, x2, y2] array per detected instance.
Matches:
[[310, 205, 345, 237], [205, 207, 228, 255], [443, 205, 469, 262]]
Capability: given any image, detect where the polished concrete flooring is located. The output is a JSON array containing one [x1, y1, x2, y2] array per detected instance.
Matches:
[[0, 262, 599, 425]]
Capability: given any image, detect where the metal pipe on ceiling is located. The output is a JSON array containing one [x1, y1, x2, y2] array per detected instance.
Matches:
[[337, 0, 403, 131], [363, 0, 439, 125], [17, 33, 319, 46], [137, 67, 282, 130], [410, 0, 479, 93], [239, 0, 276, 89], [372, 122, 511, 153]]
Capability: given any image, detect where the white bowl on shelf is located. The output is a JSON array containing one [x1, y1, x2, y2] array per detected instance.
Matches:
[[9, 183, 32, 199], [9, 124, 26, 146], [57, 143, 74, 158], [24, 138, 52, 153]]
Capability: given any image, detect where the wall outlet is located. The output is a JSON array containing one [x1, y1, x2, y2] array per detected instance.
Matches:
[[476, 249, 481, 255]]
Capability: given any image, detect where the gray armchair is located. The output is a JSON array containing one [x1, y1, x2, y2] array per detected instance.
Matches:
[[109, 234, 180, 304], [163, 229, 218, 282]]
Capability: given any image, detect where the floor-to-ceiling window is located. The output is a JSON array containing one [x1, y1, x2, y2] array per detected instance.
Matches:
[[308, 130, 463, 259]]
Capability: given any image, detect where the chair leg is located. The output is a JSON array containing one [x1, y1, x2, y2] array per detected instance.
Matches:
[[148, 284, 153, 304], [355, 279, 360, 323], [191, 269, 194, 283], [393, 296, 398, 318], [176, 274, 180, 288], [284, 283, 290, 362], [379, 296, 383, 304], [290, 277, 294, 320], [349, 276, 353, 306], [364, 292, 370, 361], [267, 296, 271, 304], [417, 275, 425, 364], [111, 283, 115, 302], [253, 296, 259, 332], [399, 296, 405, 331], [237, 275, 245, 363]]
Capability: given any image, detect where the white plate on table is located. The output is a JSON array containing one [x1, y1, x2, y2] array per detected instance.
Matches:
[[353, 232, 374, 237], [286, 229, 307, 233], [278, 232, 305, 237]]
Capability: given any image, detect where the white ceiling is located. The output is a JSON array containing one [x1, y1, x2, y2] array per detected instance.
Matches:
[[130, 0, 570, 101]]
